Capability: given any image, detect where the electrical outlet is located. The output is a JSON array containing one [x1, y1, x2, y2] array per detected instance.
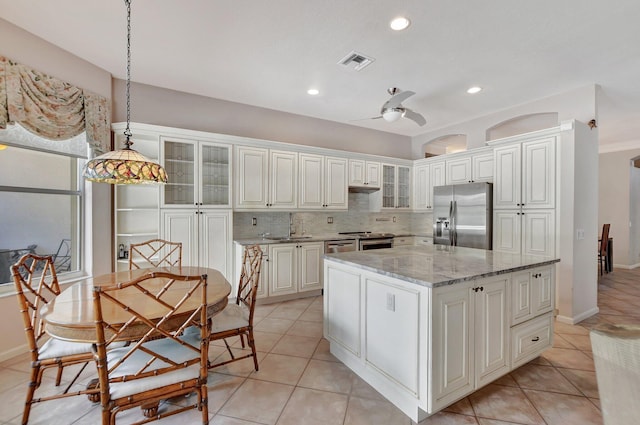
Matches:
[[386, 293, 395, 311], [327, 217, 333, 224], [576, 229, 584, 240]]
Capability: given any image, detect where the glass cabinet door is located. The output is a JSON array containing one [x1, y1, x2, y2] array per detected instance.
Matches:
[[382, 164, 396, 208], [200, 143, 230, 206], [397, 166, 410, 208], [163, 140, 196, 205]]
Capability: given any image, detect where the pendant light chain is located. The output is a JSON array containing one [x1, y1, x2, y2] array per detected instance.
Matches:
[[81, 0, 168, 184], [124, 0, 133, 148]]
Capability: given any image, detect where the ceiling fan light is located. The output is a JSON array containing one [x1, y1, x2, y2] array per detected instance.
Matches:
[[382, 108, 404, 122]]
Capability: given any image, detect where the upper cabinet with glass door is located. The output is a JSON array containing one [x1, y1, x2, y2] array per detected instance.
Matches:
[[382, 164, 411, 209], [161, 137, 231, 208]]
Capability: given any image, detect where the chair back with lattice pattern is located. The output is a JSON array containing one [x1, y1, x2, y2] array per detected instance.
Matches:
[[11, 254, 61, 361], [92, 271, 209, 422], [236, 245, 263, 323], [129, 239, 182, 270]]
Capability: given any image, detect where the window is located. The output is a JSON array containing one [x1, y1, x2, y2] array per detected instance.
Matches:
[[0, 144, 83, 286]]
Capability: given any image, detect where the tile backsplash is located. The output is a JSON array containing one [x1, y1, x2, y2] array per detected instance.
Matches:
[[234, 192, 433, 239]]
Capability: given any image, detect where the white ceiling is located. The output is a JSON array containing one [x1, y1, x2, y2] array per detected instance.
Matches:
[[2, 0, 640, 146]]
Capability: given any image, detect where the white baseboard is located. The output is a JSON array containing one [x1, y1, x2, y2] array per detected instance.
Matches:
[[612, 263, 640, 270], [0, 343, 28, 363], [556, 307, 600, 325]]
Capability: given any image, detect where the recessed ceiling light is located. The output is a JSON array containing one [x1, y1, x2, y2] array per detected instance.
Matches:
[[307, 88, 319, 96], [467, 86, 482, 94], [390, 17, 410, 31]]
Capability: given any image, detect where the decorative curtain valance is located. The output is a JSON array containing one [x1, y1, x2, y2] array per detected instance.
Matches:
[[0, 55, 110, 154]]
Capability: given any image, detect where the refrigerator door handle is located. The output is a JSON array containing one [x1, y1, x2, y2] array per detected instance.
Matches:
[[448, 200, 455, 246], [452, 200, 457, 246]]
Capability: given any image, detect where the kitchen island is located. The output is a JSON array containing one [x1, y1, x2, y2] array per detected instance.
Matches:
[[323, 245, 560, 422]]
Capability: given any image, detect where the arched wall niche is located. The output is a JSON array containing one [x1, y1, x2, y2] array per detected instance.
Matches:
[[422, 134, 467, 157], [486, 113, 559, 141]]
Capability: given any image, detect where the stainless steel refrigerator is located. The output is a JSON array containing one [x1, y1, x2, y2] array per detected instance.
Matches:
[[433, 182, 493, 249]]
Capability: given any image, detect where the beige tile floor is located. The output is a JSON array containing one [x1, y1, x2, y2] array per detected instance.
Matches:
[[1, 268, 638, 424]]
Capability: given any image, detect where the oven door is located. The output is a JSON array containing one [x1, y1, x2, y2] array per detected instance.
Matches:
[[359, 238, 394, 250]]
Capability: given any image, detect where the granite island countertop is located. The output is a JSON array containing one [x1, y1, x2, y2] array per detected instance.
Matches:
[[234, 233, 433, 246], [324, 245, 559, 288]]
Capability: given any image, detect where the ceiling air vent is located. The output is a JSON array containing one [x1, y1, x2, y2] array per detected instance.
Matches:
[[338, 51, 375, 71]]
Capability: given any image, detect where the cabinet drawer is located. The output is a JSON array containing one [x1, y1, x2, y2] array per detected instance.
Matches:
[[511, 313, 553, 368]]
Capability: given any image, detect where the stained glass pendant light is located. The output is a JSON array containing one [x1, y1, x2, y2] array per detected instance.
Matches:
[[83, 0, 167, 184]]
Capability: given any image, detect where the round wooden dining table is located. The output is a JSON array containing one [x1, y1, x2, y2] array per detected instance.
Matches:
[[41, 266, 231, 343]]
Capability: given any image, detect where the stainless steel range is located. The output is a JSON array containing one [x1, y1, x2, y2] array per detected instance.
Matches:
[[338, 232, 395, 250]]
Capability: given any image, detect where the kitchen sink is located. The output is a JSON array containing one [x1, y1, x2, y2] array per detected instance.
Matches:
[[265, 235, 313, 241]]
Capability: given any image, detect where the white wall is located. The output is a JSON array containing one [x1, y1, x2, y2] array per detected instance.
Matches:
[[598, 148, 640, 267], [0, 18, 113, 361], [556, 121, 599, 323], [411, 85, 598, 157], [112, 79, 413, 159]]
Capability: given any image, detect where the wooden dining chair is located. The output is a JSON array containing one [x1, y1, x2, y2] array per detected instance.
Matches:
[[11, 253, 97, 425], [599, 223, 611, 275], [208, 244, 263, 371], [92, 271, 209, 425], [128, 238, 182, 270]]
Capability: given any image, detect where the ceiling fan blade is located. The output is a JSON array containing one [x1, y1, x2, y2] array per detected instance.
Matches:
[[383, 90, 416, 109], [404, 109, 427, 126], [350, 116, 383, 122]]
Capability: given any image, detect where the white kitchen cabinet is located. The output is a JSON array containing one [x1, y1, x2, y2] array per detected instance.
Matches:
[[235, 146, 297, 209], [445, 156, 472, 185], [511, 313, 553, 368], [161, 209, 232, 282], [161, 137, 231, 208], [393, 236, 415, 246], [413, 162, 430, 210], [269, 241, 323, 296], [511, 266, 554, 326], [431, 276, 509, 411], [471, 151, 495, 183], [493, 137, 555, 210], [431, 282, 473, 408], [445, 149, 494, 186], [413, 158, 446, 210], [492, 136, 556, 256], [493, 209, 555, 257], [365, 276, 421, 395], [349, 159, 381, 189], [299, 153, 348, 210], [382, 164, 411, 209], [415, 236, 433, 245], [324, 258, 556, 421]]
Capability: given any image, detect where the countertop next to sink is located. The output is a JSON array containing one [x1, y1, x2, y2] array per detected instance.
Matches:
[[324, 244, 560, 288]]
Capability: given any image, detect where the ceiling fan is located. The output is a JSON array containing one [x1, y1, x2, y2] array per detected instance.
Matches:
[[366, 87, 427, 126]]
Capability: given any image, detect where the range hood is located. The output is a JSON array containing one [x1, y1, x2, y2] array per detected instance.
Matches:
[[348, 185, 380, 193]]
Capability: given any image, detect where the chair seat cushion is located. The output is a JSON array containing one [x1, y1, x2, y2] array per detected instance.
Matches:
[[106, 335, 202, 399], [211, 304, 250, 334], [39, 337, 93, 359]]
